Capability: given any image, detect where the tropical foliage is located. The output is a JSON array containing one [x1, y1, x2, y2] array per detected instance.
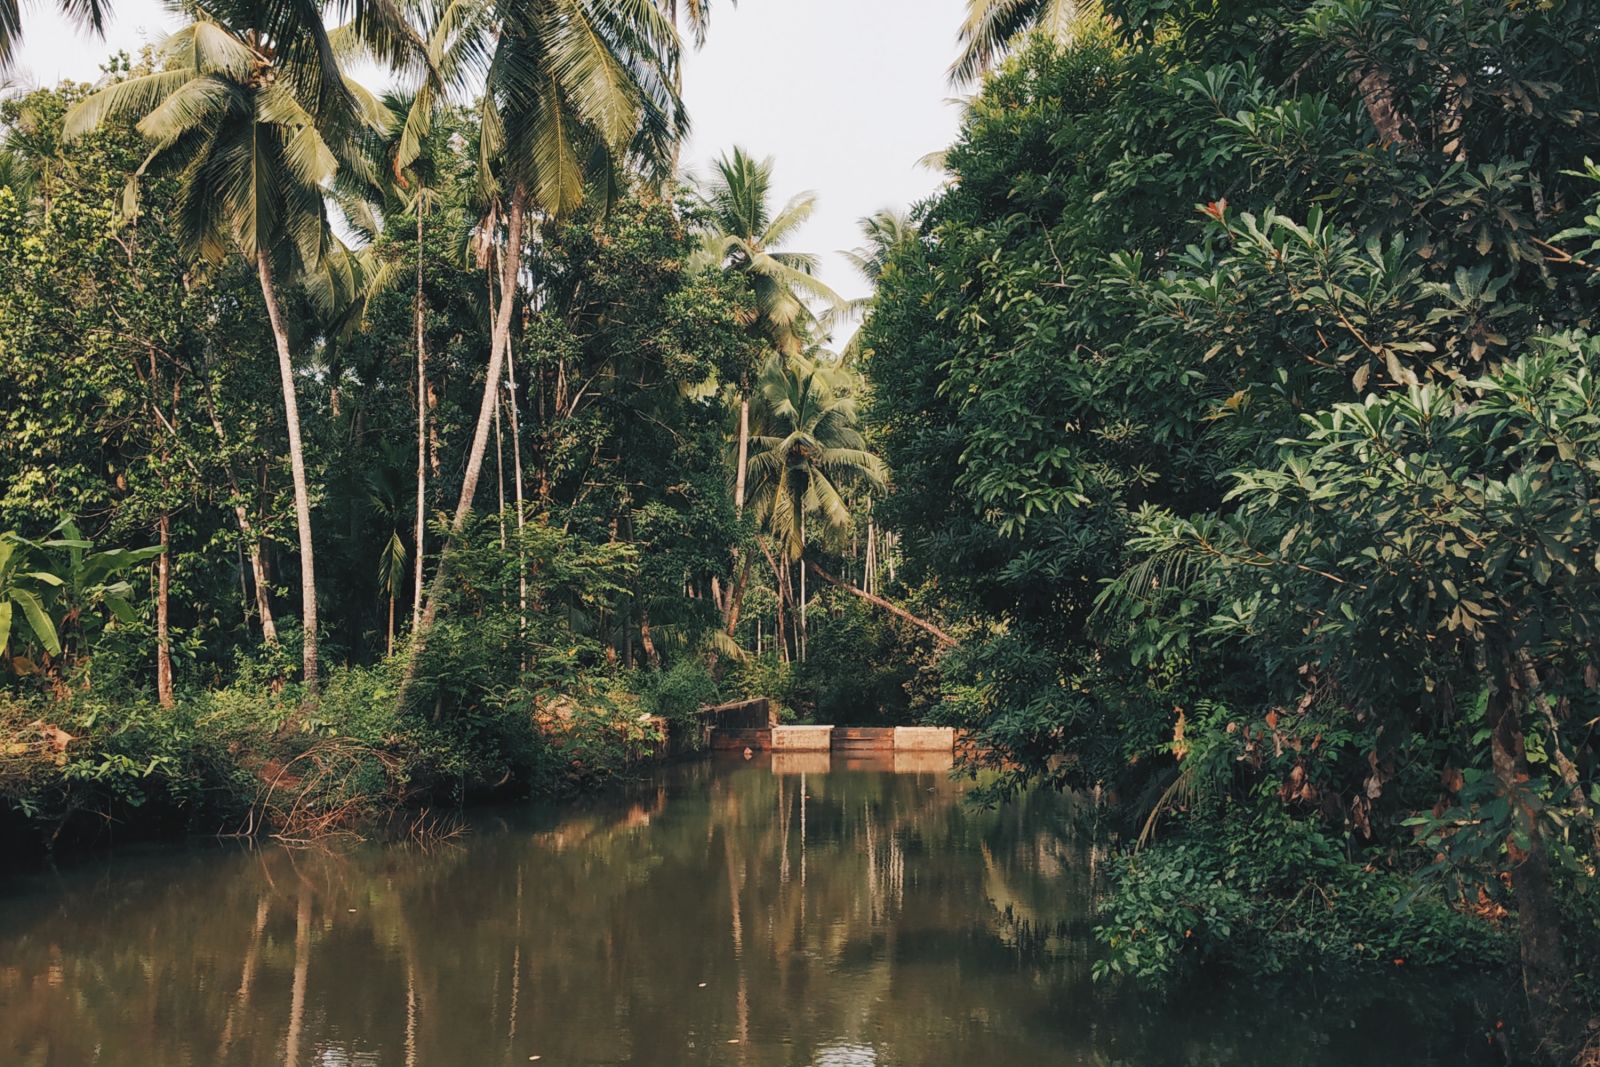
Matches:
[[867, 1, 1600, 1057]]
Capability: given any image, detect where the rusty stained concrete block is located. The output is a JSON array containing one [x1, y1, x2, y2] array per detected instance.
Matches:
[[893, 726, 956, 752], [770, 725, 834, 752]]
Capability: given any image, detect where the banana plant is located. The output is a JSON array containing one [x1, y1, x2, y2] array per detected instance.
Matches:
[[0, 532, 64, 661], [0, 522, 164, 670]]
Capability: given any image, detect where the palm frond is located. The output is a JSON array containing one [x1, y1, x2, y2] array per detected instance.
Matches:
[[63, 68, 196, 141]]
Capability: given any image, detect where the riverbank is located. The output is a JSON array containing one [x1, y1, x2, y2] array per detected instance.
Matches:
[[0, 657, 728, 857]]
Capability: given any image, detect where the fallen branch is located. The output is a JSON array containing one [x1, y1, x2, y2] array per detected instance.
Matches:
[[804, 561, 958, 647]]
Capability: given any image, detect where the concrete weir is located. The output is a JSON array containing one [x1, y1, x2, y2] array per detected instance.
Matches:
[[700, 700, 947, 767], [705, 708, 956, 767]]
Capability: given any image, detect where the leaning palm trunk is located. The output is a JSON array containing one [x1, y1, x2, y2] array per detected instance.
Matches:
[[804, 561, 957, 647], [399, 193, 525, 706], [258, 250, 319, 694]]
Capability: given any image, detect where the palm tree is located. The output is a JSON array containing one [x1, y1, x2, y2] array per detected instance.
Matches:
[[746, 353, 884, 562], [356, 0, 487, 634], [694, 147, 844, 518], [842, 208, 915, 287], [659, 0, 730, 171], [835, 208, 916, 363], [65, 0, 389, 694], [744, 352, 886, 660], [398, 0, 685, 704], [662, 0, 722, 50], [0, 0, 109, 70], [950, 0, 1099, 85]]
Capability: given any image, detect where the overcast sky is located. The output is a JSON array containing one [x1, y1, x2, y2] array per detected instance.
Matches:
[[11, 0, 968, 303]]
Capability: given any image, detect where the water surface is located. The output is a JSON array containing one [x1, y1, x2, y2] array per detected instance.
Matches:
[[0, 755, 1502, 1065]]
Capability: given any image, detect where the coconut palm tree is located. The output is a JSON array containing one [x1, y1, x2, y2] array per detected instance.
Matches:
[[0, 0, 109, 70], [398, 0, 685, 704], [842, 208, 915, 287], [695, 147, 840, 359], [659, 0, 730, 172], [693, 146, 844, 520], [662, 0, 724, 49], [64, 0, 389, 694], [950, 0, 1099, 85], [743, 352, 886, 660], [354, 0, 488, 633], [746, 352, 885, 560], [834, 207, 916, 363]]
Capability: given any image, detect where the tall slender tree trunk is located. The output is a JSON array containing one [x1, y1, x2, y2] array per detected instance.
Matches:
[[1485, 666, 1580, 1063], [734, 394, 750, 517], [193, 372, 278, 643], [242, 512, 278, 645], [639, 605, 660, 668], [413, 208, 429, 633], [668, 0, 685, 180], [724, 555, 751, 638], [778, 564, 792, 663], [718, 392, 752, 649], [257, 250, 318, 694], [156, 512, 175, 708], [494, 396, 507, 549], [797, 513, 807, 662], [399, 192, 526, 706], [505, 346, 529, 642], [864, 516, 877, 596]]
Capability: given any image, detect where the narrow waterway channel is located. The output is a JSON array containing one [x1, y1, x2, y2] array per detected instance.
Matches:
[[1, 756, 1503, 1065]]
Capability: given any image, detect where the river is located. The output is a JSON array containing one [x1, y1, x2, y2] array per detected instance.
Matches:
[[0, 754, 1503, 1065]]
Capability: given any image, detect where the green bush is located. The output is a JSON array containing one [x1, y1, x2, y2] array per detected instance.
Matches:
[[638, 658, 721, 731], [1093, 804, 1511, 985]]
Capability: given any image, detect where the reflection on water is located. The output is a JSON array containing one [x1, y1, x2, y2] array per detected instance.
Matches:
[[0, 754, 1502, 1066]]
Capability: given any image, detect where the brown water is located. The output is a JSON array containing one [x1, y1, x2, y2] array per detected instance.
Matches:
[[1, 755, 1502, 1066]]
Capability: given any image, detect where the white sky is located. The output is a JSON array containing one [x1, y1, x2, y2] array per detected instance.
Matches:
[[10, 0, 968, 303]]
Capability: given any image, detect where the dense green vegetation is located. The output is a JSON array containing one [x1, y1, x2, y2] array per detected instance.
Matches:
[[865, 0, 1600, 1058], [4, 0, 1600, 1060], [0, 5, 901, 851]]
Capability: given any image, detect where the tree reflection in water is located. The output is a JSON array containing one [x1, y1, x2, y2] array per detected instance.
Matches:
[[0, 755, 1502, 1066]]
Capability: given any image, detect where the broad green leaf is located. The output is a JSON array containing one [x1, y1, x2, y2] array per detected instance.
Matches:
[[10, 590, 60, 656]]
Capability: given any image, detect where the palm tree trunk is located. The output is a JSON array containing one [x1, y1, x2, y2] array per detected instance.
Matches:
[[639, 604, 660, 668], [400, 191, 526, 705], [734, 395, 750, 517], [864, 516, 876, 595], [243, 512, 278, 645], [505, 346, 529, 642], [257, 250, 319, 694], [804, 561, 957, 647], [754, 537, 790, 662], [723, 555, 751, 638], [413, 208, 428, 633], [494, 396, 507, 549], [193, 374, 278, 643], [156, 512, 175, 708], [797, 512, 807, 662], [798, 558, 807, 662]]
